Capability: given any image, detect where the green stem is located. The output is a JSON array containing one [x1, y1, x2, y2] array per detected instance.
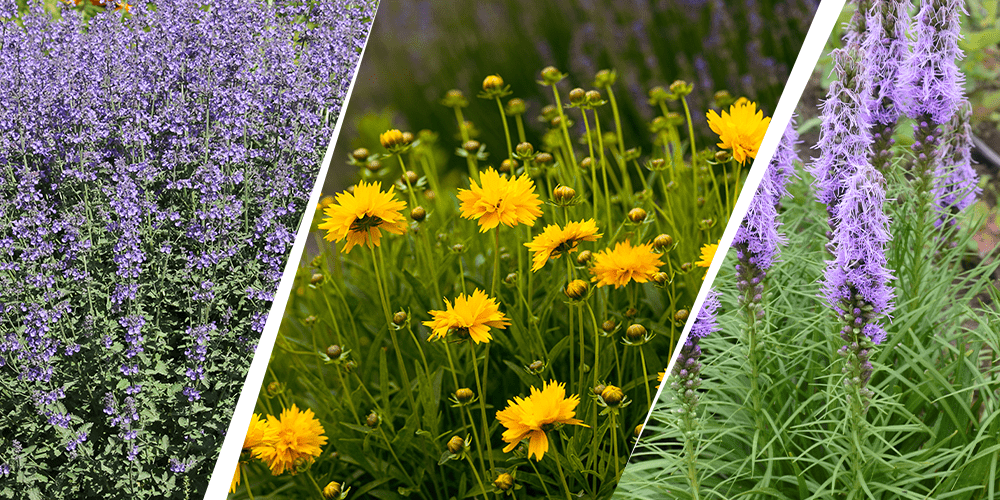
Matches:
[[370, 246, 417, 413], [465, 454, 490, 500], [241, 463, 254, 500], [495, 97, 514, 161], [471, 344, 496, 472], [551, 438, 574, 500]]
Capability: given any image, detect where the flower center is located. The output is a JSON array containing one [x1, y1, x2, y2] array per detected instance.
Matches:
[[449, 326, 470, 339], [350, 213, 384, 232]]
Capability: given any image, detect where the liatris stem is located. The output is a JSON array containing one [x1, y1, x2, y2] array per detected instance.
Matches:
[[681, 412, 701, 500], [494, 96, 514, 161]]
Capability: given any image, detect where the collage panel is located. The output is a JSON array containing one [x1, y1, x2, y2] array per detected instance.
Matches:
[[618, 0, 1000, 498], [219, 0, 821, 499], [0, 1, 375, 498]]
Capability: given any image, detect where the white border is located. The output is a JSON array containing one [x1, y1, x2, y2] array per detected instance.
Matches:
[[202, 10, 377, 499], [632, 0, 848, 446]]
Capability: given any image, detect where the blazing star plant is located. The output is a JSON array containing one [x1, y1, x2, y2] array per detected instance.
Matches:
[[616, 3, 997, 499], [0, 1, 374, 498]]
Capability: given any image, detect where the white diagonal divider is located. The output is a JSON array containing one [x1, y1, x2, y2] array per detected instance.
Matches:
[[631, 0, 848, 449], [203, 10, 378, 499]]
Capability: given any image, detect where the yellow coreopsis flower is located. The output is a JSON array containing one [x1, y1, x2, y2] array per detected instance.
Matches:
[[656, 370, 666, 389], [457, 168, 543, 232], [589, 240, 664, 289], [318, 181, 407, 253], [423, 289, 510, 344], [254, 405, 328, 476], [706, 100, 770, 164], [230, 413, 268, 493], [695, 241, 719, 268], [524, 219, 602, 271], [496, 380, 588, 461]]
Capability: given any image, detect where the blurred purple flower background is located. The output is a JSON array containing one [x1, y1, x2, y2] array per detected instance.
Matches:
[[0, 1, 374, 497]]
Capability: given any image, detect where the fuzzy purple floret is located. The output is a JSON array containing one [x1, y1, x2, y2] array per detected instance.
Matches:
[[809, 48, 871, 219], [688, 289, 722, 341], [734, 118, 799, 273], [862, 0, 911, 126], [822, 164, 895, 344], [933, 99, 980, 220], [899, 0, 965, 125]]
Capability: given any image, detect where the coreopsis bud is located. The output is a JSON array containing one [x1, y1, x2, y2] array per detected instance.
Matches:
[[648, 158, 666, 171], [564, 279, 589, 300], [266, 381, 285, 397], [585, 90, 603, 106], [326, 345, 342, 359], [535, 152, 554, 166], [601, 385, 624, 407], [504, 272, 517, 285], [593, 384, 607, 396], [625, 307, 638, 319], [528, 360, 544, 373], [648, 86, 669, 105], [322, 481, 343, 499], [451, 244, 465, 254], [623, 147, 641, 162], [580, 157, 593, 170], [516, 142, 534, 157], [392, 311, 407, 325], [410, 206, 426, 222], [505, 98, 526, 116], [455, 388, 475, 403], [494, 473, 514, 491], [569, 88, 586, 105], [626, 324, 647, 341], [627, 208, 647, 223], [344, 360, 357, 372], [553, 185, 576, 202], [366, 411, 380, 428], [365, 159, 382, 173], [652, 271, 669, 285], [380, 129, 406, 150], [402, 170, 419, 185], [352, 148, 370, 162], [674, 309, 690, 323], [442, 89, 468, 108], [401, 131, 415, 144], [594, 69, 616, 88], [310, 273, 324, 285], [447, 435, 465, 454], [715, 150, 733, 163], [713, 90, 735, 109], [540, 104, 558, 120], [669, 80, 693, 97], [463, 140, 481, 153], [483, 75, 504, 92], [576, 250, 592, 265], [500, 159, 518, 173], [540, 66, 565, 85], [634, 424, 643, 438], [680, 262, 693, 273], [653, 234, 674, 250], [601, 320, 616, 333]]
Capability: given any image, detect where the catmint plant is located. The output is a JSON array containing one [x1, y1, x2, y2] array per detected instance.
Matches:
[[0, 1, 375, 498]]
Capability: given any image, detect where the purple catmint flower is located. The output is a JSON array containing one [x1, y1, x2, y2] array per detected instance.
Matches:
[[862, 0, 911, 172], [733, 118, 799, 309], [822, 163, 894, 409], [809, 47, 871, 228], [670, 289, 721, 415]]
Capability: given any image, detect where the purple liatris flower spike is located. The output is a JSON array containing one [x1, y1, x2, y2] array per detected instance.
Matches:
[[862, 0, 911, 172], [933, 99, 980, 227], [899, 0, 965, 127], [808, 47, 871, 229], [670, 289, 721, 415], [734, 117, 799, 309], [822, 163, 894, 410]]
